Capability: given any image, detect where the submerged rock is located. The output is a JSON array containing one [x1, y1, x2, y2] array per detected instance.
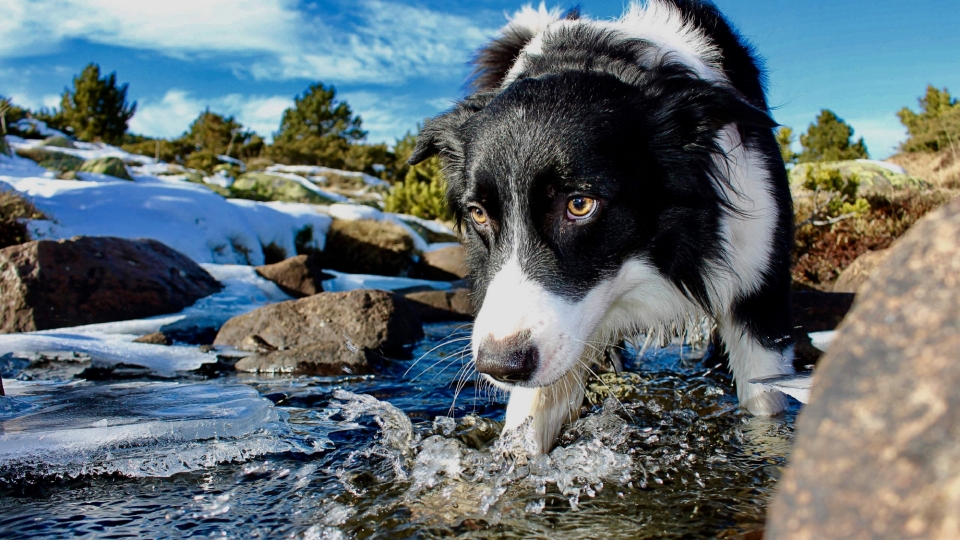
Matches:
[[768, 197, 960, 539], [0, 236, 222, 333], [831, 248, 888, 294], [215, 289, 423, 375], [254, 254, 332, 298]]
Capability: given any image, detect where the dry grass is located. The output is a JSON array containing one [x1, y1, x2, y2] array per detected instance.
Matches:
[[0, 189, 45, 249]]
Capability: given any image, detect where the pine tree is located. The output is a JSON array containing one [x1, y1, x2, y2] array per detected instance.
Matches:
[[897, 85, 960, 154], [182, 109, 255, 156], [269, 83, 365, 167], [58, 63, 136, 144], [798, 109, 868, 163]]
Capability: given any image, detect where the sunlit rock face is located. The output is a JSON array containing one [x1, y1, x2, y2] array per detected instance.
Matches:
[[769, 197, 960, 539]]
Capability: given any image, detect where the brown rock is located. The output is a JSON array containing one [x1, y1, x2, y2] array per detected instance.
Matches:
[[418, 245, 468, 280], [255, 254, 331, 297], [214, 289, 423, 375], [767, 197, 960, 539], [404, 288, 473, 322], [831, 249, 889, 294], [0, 236, 222, 333], [132, 332, 172, 346], [320, 219, 415, 276]]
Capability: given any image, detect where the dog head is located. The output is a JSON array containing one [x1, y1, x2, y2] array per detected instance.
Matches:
[[409, 66, 774, 392]]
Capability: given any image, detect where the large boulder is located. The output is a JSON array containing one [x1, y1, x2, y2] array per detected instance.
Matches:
[[78, 157, 133, 180], [831, 249, 889, 294], [254, 254, 331, 298], [416, 245, 468, 280], [0, 236, 222, 333], [767, 197, 960, 539], [231, 172, 337, 204], [39, 136, 76, 149], [319, 219, 415, 276], [214, 289, 423, 376], [789, 160, 929, 196]]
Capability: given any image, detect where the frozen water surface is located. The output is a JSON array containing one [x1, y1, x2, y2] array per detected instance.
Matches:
[[0, 323, 798, 538], [0, 381, 330, 482]]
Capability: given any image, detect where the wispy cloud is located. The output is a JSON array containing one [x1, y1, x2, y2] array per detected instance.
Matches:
[[0, 0, 299, 58], [128, 90, 292, 140], [0, 0, 495, 85]]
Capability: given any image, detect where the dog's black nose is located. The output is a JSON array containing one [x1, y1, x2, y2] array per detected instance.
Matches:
[[476, 333, 538, 384]]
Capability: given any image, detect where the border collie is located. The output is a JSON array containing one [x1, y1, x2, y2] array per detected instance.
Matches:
[[409, 0, 795, 453]]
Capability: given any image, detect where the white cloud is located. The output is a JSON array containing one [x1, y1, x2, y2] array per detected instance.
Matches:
[[0, 0, 496, 85], [0, 0, 299, 58], [128, 90, 292, 140]]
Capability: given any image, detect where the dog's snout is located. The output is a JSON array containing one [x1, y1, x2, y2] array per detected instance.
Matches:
[[476, 333, 539, 384]]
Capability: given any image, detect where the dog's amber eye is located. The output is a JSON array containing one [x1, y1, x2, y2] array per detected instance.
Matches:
[[566, 197, 597, 219], [470, 206, 488, 225]]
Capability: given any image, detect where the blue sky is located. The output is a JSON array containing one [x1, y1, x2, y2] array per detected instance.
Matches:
[[1, 0, 957, 158]]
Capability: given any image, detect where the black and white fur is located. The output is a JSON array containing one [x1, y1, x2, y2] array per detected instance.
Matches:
[[409, 1, 795, 453]]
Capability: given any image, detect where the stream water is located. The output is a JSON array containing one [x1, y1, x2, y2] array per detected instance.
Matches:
[[0, 323, 797, 538]]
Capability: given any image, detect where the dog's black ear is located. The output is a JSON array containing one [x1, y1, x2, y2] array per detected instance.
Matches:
[[709, 85, 777, 130], [407, 93, 494, 166]]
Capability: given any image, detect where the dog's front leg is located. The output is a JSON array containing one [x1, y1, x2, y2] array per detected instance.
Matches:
[[502, 368, 585, 454], [719, 316, 794, 415]]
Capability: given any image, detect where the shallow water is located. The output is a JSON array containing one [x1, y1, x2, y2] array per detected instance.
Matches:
[[0, 323, 797, 538]]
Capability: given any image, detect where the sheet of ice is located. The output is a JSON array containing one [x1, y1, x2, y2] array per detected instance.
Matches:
[[0, 381, 329, 480], [808, 330, 835, 352], [267, 164, 389, 187], [0, 172, 331, 265], [0, 333, 216, 375], [321, 270, 452, 293], [749, 373, 813, 404]]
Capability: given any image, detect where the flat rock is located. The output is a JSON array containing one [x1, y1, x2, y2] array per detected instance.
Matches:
[[254, 254, 331, 298], [404, 288, 473, 322], [831, 249, 889, 294], [0, 236, 222, 333], [417, 245, 468, 280], [214, 289, 423, 375], [132, 332, 172, 346], [767, 197, 960, 539]]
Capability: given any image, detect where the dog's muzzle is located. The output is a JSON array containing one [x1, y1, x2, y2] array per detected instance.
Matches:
[[475, 331, 539, 385]]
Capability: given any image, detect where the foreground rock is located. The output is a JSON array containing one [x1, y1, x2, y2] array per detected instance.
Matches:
[[767, 197, 960, 539], [254, 254, 331, 298], [404, 288, 473, 321], [214, 290, 423, 376], [0, 237, 222, 333], [831, 249, 888, 294]]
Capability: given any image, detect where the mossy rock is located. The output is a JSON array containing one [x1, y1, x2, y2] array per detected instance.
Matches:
[[15, 147, 85, 173], [790, 161, 929, 196], [319, 219, 415, 276], [79, 157, 133, 180], [231, 172, 337, 204], [39, 136, 76, 149]]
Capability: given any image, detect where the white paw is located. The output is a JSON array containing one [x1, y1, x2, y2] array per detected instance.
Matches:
[[740, 386, 789, 416]]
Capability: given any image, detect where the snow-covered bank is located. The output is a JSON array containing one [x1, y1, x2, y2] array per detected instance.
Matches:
[[1, 155, 333, 265]]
